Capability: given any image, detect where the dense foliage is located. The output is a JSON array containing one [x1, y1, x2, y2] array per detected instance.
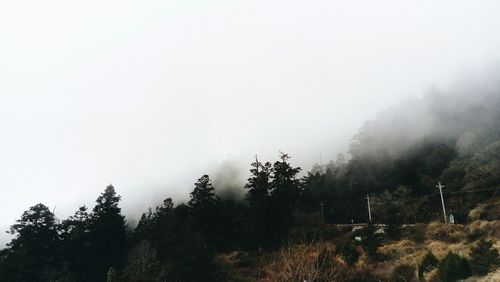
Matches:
[[1, 89, 500, 281]]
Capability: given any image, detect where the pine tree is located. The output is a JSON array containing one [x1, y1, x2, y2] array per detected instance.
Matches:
[[88, 185, 127, 281], [60, 206, 92, 281], [188, 175, 221, 244], [245, 157, 271, 206], [1, 204, 60, 281], [244, 157, 272, 248], [267, 152, 302, 246], [188, 175, 219, 213], [270, 152, 302, 202]]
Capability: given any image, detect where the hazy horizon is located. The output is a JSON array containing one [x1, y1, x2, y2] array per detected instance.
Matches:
[[2, 1, 500, 245]]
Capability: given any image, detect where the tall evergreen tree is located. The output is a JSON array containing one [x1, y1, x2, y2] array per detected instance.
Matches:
[[188, 175, 221, 239], [0, 204, 60, 282], [268, 153, 302, 246], [188, 175, 219, 212], [59, 206, 92, 281], [245, 157, 272, 205], [244, 157, 273, 248], [88, 185, 127, 281]]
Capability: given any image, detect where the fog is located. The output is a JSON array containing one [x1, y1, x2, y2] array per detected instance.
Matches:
[[1, 1, 500, 244], [348, 66, 500, 161]]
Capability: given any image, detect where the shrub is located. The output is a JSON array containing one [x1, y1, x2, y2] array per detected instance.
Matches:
[[390, 264, 415, 282], [334, 237, 360, 266], [361, 223, 381, 260], [438, 252, 471, 282], [418, 252, 438, 281], [470, 239, 499, 275], [264, 242, 345, 282]]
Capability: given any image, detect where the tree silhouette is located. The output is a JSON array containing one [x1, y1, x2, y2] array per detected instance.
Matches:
[[1, 204, 60, 281], [88, 185, 127, 281]]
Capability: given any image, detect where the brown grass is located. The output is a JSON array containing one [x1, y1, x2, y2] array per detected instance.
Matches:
[[261, 241, 345, 282], [426, 221, 468, 243], [378, 239, 416, 259]]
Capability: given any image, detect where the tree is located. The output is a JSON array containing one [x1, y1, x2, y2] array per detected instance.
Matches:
[[188, 175, 222, 244], [134, 201, 221, 282], [0, 204, 60, 281], [60, 206, 92, 281], [244, 157, 273, 249], [106, 267, 117, 282], [245, 157, 272, 207], [188, 175, 219, 212], [267, 153, 302, 246], [124, 240, 164, 282], [88, 185, 127, 281], [270, 152, 302, 202]]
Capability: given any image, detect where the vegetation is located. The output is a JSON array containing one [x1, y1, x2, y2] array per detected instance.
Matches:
[[418, 252, 438, 281], [437, 252, 471, 282], [1, 90, 500, 281], [470, 239, 499, 275]]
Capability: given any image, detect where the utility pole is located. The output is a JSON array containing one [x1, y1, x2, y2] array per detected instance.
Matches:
[[437, 182, 447, 223], [320, 202, 325, 218], [366, 195, 372, 222]]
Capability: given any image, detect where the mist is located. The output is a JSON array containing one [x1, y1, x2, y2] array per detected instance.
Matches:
[[2, 0, 500, 246], [348, 66, 500, 162]]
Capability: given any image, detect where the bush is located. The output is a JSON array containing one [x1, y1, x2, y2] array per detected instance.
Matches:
[[390, 264, 415, 282], [438, 252, 471, 282], [470, 239, 499, 275], [334, 237, 360, 266], [418, 252, 438, 281], [361, 224, 382, 260], [264, 242, 345, 282]]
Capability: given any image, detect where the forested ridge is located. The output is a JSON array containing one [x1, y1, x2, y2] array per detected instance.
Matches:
[[1, 87, 500, 281]]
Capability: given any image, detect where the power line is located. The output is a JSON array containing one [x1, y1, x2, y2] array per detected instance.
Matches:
[[444, 187, 500, 194]]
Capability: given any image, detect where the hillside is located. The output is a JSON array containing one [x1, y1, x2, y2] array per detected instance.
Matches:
[[1, 79, 499, 281]]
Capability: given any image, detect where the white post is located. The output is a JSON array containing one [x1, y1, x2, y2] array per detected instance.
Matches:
[[366, 195, 372, 222], [437, 182, 447, 223]]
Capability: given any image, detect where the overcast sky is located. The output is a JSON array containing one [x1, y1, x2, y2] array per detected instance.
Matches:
[[1, 1, 500, 243]]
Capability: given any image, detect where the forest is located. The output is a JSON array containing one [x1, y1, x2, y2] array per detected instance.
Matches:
[[1, 88, 500, 281]]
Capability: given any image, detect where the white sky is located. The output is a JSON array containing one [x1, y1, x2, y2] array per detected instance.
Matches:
[[1, 0, 500, 243]]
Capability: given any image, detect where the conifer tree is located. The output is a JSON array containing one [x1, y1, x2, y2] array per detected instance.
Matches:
[[188, 175, 221, 243], [244, 157, 272, 248], [60, 206, 92, 281], [89, 185, 127, 281], [1, 204, 60, 281]]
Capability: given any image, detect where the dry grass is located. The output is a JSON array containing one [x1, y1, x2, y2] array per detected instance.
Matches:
[[220, 216, 500, 281], [465, 268, 500, 282], [378, 239, 416, 259], [259, 241, 381, 282], [468, 220, 500, 242], [425, 240, 470, 259], [261, 241, 345, 282], [426, 221, 468, 243]]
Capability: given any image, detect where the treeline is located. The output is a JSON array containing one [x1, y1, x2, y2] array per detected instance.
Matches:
[[301, 89, 500, 224], [1, 87, 500, 281], [0, 153, 305, 281]]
